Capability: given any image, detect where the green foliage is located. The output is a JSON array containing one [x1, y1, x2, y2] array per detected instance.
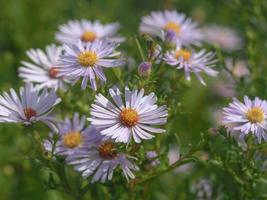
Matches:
[[1, 0, 267, 200]]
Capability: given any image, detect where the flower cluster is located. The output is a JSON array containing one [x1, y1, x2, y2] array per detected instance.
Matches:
[[139, 10, 203, 46], [1, 8, 261, 193], [139, 10, 218, 85]]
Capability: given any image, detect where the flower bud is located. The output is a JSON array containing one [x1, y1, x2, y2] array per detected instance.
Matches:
[[165, 30, 176, 44], [145, 151, 160, 168], [138, 61, 152, 77]]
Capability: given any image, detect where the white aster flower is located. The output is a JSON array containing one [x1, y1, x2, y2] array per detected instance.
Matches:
[[164, 45, 218, 85], [88, 87, 168, 143], [0, 84, 61, 128], [139, 10, 203, 46], [222, 96, 267, 143], [67, 130, 138, 183], [55, 19, 124, 44], [202, 25, 243, 52], [19, 44, 70, 91], [43, 113, 97, 156], [58, 40, 124, 90]]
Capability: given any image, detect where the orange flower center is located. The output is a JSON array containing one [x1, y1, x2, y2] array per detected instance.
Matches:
[[49, 67, 59, 78], [78, 51, 98, 67], [81, 31, 97, 42], [63, 132, 82, 148], [246, 107, 265, 123], [98, 142, 117, 159], [119, 108, 138, 127], [175, 49, 192, 61], [23, 107, 37, 120], [164, 21, 181, 35]]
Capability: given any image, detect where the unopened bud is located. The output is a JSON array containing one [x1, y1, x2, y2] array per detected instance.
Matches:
[[145, 151, 160, 168], [165, 30, 176, 44], [138, 61, 152, 77]]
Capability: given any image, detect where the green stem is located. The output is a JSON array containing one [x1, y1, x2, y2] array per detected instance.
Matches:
[[79, 182, 92, 199], [141, 182, 150, 200], [216, 48, 239, 84], [112, 68, 124, 87], [135, 37, 145, 61], [134, 156, 197, 185], [134, 141, 203, 185], [56, 164, 72, 192]]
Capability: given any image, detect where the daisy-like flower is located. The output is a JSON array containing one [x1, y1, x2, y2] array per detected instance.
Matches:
[[222, 96, 267, 142], [0, 84, 61, 128], [202, 25, 243, 52], [139, 10, 203, 46], [19, 44, 69, 91], [43, 113, 97, 156], [58, 40, 124, 90], [164, 44, 218, 85], [67, 130, 138, 183], [88, 87, 168, 143], [55, 19, 124, 44]]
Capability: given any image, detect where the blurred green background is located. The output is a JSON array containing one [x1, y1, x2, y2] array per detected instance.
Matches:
[[0, 0, 266, 199]]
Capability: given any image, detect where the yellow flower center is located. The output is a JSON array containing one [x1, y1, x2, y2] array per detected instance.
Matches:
[[246, 107, 265, 123], [23, 107, 37, 120], [119, 108, 139, 127], [164, 21, 181, 35], [81, 31, 97, 42], [63, 132, 82, 148], [78, 51, 98, 67], [175, 49, 192, 61], [98, 142, 117, 159]]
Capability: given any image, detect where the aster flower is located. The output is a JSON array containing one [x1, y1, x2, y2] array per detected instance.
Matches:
[[222, 96, 267, 143], [58, 40, 124, 90], [0, 84, 61, 128], [88, 87, 168, 143], [202, 25, 243, 52], [19, 44, 70, 91], [43, 113, 97, 156], [139, 10, 203, 46], [164, 45, 218, 85], [67, 130, 138, 183], [55, 19, 124, 44]]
